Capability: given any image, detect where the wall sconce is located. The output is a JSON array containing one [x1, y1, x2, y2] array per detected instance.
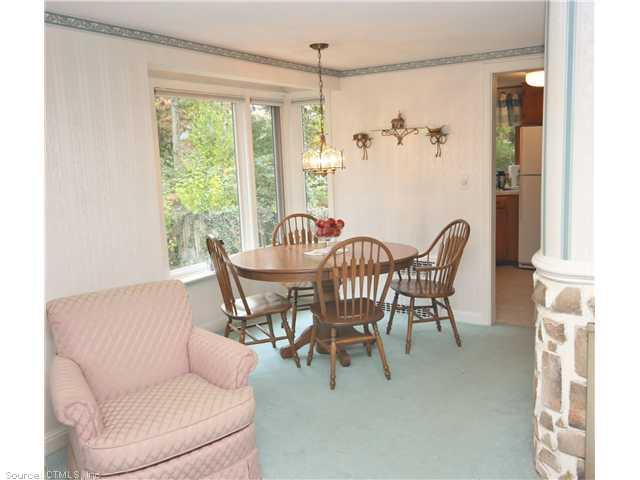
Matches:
[[377, 113, 421, 145], [425, 126, 448, 157], [352, 132, 373, 160]]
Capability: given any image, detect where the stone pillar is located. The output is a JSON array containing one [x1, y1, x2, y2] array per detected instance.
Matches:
[[532, 2, 594, 479]]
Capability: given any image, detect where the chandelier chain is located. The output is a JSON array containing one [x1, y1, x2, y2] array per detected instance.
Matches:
[[317, 48, 325, 139]]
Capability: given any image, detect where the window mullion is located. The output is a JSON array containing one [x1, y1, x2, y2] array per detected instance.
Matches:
[[234, 98, 260, 251]]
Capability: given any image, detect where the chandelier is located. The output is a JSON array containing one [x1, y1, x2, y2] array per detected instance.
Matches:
[[302, 43, 344, 176]]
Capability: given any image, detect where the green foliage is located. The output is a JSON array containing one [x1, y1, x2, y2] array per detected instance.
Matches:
[[251, 105, 280, 246], [496, 125, 516, 173], [155, 96, 241, 268]]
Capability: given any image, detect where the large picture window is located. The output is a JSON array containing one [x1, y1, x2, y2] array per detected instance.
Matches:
[[301, 103, 329, 219], [154, 94, 242, 270]]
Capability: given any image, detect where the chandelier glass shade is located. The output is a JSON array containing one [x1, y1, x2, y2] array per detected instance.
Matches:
[[302, 43, 344, 176], [302, 134, 344, 175]]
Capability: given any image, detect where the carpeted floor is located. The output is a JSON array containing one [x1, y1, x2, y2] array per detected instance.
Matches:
[[46, 312, 537, 479]]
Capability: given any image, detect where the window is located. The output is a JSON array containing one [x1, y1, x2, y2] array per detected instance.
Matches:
[[251, 104, 284, 247], [154, 94, 242, 270], [301, 103, 329, 218], [496, 125, 517, 173]]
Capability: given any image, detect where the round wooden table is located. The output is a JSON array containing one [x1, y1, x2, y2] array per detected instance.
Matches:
[[229, 241, 418, 366]]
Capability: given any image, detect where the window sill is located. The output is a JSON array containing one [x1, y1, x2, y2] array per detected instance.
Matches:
[[170, 265, 216, 285]]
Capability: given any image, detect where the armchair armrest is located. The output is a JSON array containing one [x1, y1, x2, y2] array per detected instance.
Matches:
[[50, 356, 103, 442], [188, 327, 258, 389]]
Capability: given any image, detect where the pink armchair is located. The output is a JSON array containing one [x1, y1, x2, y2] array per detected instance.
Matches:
[[47, 280, 261, 479]]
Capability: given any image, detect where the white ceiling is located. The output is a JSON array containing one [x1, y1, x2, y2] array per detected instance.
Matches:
[[45, 1, 545, 70]]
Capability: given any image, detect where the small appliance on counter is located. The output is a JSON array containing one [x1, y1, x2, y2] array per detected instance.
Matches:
[[508, 164, 520, 188], [496, 171, 507, 190]]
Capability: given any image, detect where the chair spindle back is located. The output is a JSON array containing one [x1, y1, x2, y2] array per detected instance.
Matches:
[[206, 236, 251, 316], [272, 213, 318, 246], [316, 237, 395, 323], [418, 219, 471, 291]]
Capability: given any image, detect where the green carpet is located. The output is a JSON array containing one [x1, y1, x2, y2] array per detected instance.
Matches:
[[47, 312, 537, 479]]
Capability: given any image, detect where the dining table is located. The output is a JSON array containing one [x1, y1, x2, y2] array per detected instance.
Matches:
[[229, 241, 418, 367]]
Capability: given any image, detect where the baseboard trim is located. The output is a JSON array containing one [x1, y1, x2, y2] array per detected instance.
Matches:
[[455, 310, 486, 326], [46, 426, 68, 454]]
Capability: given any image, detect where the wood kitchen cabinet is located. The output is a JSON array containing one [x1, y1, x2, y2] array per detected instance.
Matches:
[[496, 194, 519, 264], [520, 84, 544, 126]]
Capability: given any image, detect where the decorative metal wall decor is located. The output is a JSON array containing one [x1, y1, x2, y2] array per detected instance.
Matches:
[[352, 133, 373, 160], [375, 113, 423, 145], [425, 126, 448, 157], [357, 113, 449, 157]]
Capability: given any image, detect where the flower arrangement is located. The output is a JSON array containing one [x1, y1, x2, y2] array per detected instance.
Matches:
[[315, 217, 345, 242]]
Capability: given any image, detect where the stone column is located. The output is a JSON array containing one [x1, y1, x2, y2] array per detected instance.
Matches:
[[532, 2, 594, 479]]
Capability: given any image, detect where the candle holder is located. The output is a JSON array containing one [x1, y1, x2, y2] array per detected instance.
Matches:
[[378, 113, 421, 145], [352, 132, 373, 160], [425, 126, 448, 157]]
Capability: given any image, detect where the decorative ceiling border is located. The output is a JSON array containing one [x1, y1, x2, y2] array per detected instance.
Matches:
[[340, 45, 545, 77], [44, 11, 342, 77], [45, 11, 544, 78]]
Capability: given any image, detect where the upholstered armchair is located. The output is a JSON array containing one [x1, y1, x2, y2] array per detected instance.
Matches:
[[47, 280, 261, 479]]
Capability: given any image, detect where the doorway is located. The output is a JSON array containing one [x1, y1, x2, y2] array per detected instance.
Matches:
[[493, 70, 544, 327]]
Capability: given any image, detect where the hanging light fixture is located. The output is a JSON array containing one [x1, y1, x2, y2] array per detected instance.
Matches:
[[302, 43, 344, 176], [525, 70, 545, 87]]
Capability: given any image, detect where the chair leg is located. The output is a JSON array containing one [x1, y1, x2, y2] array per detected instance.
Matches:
[[239, 319, 247, 345], [224, 317, 232, 338], [307, 323, 317, 366], [266, 314, 276, 348], [363, 324, 372, 356], [330, 327, 337, 390], [443, 297, 462, 347], [281, 312, 301, 368], [432, 298, 442, 332], [406, 297, 415, 354], [386, 291, 400, 335], [372, 323, 391, 380], [291, 303, 298, 338]]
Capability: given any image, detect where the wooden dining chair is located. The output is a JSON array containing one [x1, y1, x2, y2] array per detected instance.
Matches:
[[307, 237, 394, 390], [386, 219, 471, 353], [207, 236, 301, 368], [271, 213, 319, 335]]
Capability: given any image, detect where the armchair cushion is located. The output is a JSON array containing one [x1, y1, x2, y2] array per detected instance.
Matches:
[[50, 356, 103, 442], [188, 327, 258, 389], [77, 373, 255, 475]]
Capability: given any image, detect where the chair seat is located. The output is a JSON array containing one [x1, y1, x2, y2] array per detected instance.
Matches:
[[282, 281, 314, 290], [310, 298, 384, 326], [223, 292, 291, 319], [391, 278, 455, 298], [79, 373, 255, 476]]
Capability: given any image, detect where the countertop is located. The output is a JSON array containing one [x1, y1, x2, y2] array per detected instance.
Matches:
[[496, 189, 520, 196]]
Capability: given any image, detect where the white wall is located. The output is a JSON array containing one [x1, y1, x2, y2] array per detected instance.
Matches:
[[330, 55, 543, 325], [44, 25, 330, 451]]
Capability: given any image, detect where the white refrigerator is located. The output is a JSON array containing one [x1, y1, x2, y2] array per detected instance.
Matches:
[[518, 126, 542, 267]]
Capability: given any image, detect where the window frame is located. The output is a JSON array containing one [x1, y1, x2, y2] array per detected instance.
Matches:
[[149, 78, 287, 280]]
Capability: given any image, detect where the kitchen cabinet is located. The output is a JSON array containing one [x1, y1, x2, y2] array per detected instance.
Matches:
[[520, 84, 544, 126], [496, 194, 519, 264]]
